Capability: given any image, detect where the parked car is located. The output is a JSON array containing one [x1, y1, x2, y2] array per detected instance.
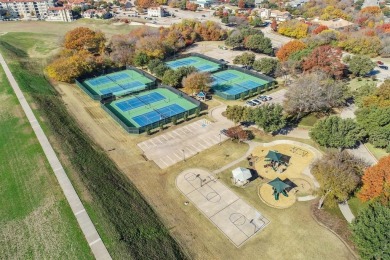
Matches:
[[245, 101, 257, 107], [250, 99, 261, 105], [240, 121, 252, 127], [257, 95, 272, 101], [201, 14, 206, 17], [379, 65, 388, 70], [377, 61, 384, 65], [220, 129, 228, 136]]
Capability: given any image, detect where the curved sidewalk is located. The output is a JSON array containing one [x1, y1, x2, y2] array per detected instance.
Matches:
[[0, 53, 111, 260]]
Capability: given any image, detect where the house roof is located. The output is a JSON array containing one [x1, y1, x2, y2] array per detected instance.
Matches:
[[232, 167, 252, 181], [48, 6, 69, 10], [0, 0, 46, 2], [313, 18, 354, 29]]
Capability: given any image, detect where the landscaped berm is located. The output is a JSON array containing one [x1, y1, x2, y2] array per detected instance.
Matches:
[[253, 144, 315, 209], [103, 87, 200, 134]]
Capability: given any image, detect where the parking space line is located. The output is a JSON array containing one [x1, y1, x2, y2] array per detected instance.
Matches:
[[197, 141, 208, 149], [173, 152, 182, 160], [165, 155, 176, 163], [150, 139, 158, 146], [158, 158, 169, 167]]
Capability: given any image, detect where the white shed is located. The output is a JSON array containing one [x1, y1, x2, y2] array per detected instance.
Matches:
[[232, 167, 252, 184]]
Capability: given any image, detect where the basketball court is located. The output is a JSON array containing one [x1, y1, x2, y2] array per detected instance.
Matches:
[[176, 169, 270, 247]]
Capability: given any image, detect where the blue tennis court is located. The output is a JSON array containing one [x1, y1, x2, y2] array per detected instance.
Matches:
[[167, 58, 197, 69], [132, 104, 186, 127], [88, 77, 112, 87], [100, 86, 124, 95], [240, 80, 259, 89], [215, 72, 238, 81], [108, 73, 130, 81], [120, 81, 144, 90], [116, 92, 165, 112], [197, 64, 214, 71]]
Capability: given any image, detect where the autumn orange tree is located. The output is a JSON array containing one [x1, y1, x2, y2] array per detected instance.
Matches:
[[302, 45, 345, 79], [277, 20, 308, 39], [276, 40, 306, 61], [63, 27, 106, 54], [182, 72, 212, 95], [358, 156, 390, 205], [47, 27, 106, 83], [312, 25, 328, 35]]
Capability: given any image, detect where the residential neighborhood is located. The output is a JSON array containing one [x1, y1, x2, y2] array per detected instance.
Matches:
[[0, 0, 389, 259]]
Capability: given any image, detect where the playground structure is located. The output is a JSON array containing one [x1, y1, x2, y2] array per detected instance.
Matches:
[[263, 150, 290, 173]]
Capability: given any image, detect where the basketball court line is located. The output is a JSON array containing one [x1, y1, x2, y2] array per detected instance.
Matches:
[[177, 169, 269, 248]]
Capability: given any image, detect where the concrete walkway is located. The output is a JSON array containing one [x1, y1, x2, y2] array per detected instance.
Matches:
[[0, 53, 111, 260]]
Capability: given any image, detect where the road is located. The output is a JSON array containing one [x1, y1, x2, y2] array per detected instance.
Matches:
[[260, 26, 292, 48]]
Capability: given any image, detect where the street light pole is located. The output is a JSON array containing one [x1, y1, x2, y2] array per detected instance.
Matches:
[[182, 149, 186, 162]]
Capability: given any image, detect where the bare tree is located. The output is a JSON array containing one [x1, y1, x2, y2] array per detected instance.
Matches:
[[283, 71, 348, 118]]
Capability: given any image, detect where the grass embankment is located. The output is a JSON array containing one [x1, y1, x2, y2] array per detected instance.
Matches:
[[0, 33, 186, 259], [0, 63, 93, 258]]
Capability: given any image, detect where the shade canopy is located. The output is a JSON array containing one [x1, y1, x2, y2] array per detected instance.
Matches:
[[232, 167, 252, 182], [268, 177, 291, 194], [197, 91, 206, 97], [265, 150, 290, 164]]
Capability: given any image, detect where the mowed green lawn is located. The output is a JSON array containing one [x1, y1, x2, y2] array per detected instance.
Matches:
[[0, 65, 93, 258]]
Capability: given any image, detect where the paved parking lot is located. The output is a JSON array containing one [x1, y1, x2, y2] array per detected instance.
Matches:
[[138, 118, 231, 168]]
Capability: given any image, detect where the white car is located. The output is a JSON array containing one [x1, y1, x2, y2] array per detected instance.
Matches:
[[250, 99, 261, 105]]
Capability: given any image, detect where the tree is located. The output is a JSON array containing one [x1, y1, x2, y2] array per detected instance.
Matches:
[[233, 52, 255, 66], [284, 72, 348, 118], [162, 69, 180, 87], [347, 55, 375, 77], [238, 0, 245, 8], [147, 59, 163, 72], [356, 107, 390, 152], [252, 58, 279, 76], [358, 156, 390, 204], [182, 72, 213, 95], [63, 27, 106, 54], [109, 34, 136, 65], [46, 49, 97, 83], [310, 116, 365, 148], [270, 20, 277, 31], [250, 104, 286, 133], [302, 45, 345, 79], [312, 151, 367, 208], [338, 36, 382, 56], [225, 105, 247, 124], [225, 32, 244, 49], [136, 0, 155, 8], [250, 16, 263, 27], [226, 126, 248, 142], [312, 25, 328, 35], [277, 20, 308, 39], [133, 52, 150, 67], [153, 64, 170, 78], [276, 40, 307, 61], [244, 34, 273, 54], [351, 203, 390, 260], [360, 80, 390, 108]]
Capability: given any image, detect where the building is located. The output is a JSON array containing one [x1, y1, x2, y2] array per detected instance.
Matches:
[[68, 0, 87, 9], [46, 6, 72, 21], [361, 0, 380, 8], [253, 8, 291, 21], [82, 8, 95, 18], [147, 6, 164, 17], [285, 0, 309, 7], [313, 18, 354, 30], [0, 0, 54, 19]]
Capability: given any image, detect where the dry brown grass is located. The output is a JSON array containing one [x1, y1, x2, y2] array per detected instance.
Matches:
[[53, 81, 357, 259]]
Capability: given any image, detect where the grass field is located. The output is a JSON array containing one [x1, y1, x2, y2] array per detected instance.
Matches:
[[0, 62, 93, 259], [0, 32, 186, 259], [0, 26, 356, 259], [364, 143, 389, 160]]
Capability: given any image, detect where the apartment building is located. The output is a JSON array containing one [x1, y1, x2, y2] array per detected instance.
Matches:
[[46, 6, 73, 21], [0, 0, 54, 19]]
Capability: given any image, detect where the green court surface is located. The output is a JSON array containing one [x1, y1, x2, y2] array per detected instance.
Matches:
[[104, 88, 199, 132], [166, 56, 221, 73], [81, 70, 154, 98], [211, 69, 273, 100]]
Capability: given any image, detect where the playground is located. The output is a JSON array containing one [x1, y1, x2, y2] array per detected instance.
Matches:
[[176, 169, 270, 247], [252, 144, 315, 208]]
